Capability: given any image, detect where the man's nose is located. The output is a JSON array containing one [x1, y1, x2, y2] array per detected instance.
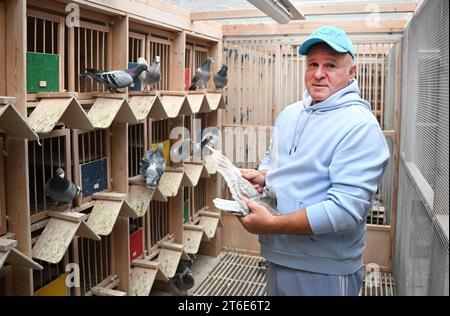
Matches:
[[314, 67, 326, 79]]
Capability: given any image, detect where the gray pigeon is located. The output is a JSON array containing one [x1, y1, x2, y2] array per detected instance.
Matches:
[[45, 168, 80, 204], [189, 58, 214, 90], [207, 146, 278, 216], [137, 56, 161, 91], [213, 64, 228, 89], [170, 138, 191, 162], [172, 257, 194, 295], [81, 63, 148, 93], [139, 143, 166, 188]]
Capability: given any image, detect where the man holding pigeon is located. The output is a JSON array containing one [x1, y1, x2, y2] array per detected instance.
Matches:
[[239, 26, 390, 296]]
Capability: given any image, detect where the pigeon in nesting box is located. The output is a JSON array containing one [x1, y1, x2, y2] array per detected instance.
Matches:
[[81, 63, 148, 93], [45, 167, 80, 204], [206, 146, 278, 216], [213, 64, 228, 90], [137, 56, 161, 92], [139, 143, 166, 188], [172, 256, 195, 295], [188, 58, 214, 90]]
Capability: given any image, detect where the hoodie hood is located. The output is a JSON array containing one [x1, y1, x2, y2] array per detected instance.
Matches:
[[289, 80, 370, 154], [303, 79, 371, 113]]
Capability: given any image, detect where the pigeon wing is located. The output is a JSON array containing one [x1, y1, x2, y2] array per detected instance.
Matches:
[[207, 146, 259, 208]]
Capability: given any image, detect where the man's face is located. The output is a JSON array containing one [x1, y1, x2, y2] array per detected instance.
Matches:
[[305, 43, 356, 103]]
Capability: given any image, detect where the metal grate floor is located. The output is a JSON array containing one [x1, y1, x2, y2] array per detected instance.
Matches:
[[192, 251, 396, 296], [359, 271, 396, 296], [192, 252, 267, 296]]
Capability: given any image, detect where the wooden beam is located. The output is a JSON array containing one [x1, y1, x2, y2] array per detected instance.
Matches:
[[222, 20, 407, 36], [5, 0, 33, 296], [170, 31, 186, 91], [169, 191, 184, 244], [74, 0, 222, 40], [107, 13, 130, 295], [191, 2, 418, 21], [389, 41, 403, 273], [0, 1, 5, 95]]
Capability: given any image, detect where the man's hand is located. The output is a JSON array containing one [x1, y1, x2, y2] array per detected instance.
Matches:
[[240, 169, 266, 193], [238, 197, 275, 234]]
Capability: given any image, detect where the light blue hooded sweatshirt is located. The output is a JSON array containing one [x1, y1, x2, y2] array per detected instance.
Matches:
[[258, 80, 390, 275]]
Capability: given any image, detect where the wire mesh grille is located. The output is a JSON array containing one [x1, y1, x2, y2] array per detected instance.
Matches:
[[192, 252, 266, 296], [395, 0, 449, 296]]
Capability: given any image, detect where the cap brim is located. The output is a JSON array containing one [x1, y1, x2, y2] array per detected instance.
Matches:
[[299, 38, 349, 56]]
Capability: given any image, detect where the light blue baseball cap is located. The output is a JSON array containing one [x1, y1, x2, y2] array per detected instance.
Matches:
[[299, 26, 355, 59]]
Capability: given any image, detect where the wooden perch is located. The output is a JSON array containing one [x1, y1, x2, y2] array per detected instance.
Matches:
[[155, 241, 187, 280], [91, 286, 127, 296], [198, 209, 223, 239], [0, 243, 43, 270], [32, 211, 100, 264], [158, 93, 191, 118], [0, 100, 39, 140], [183, 224, 208, 254], [183, 163, 205, 186], [128, 184, 155, 217], [157, 171, 184, 198], [129, 175, 167, 202], [206, 92, 226, 110], [130, 259, 159, 296], [27, 97, 94, 134], [87, 97, 137, 129], [186, 92, 210, 113], [128, 95, 160, 121], [87, 197, 138, 236]]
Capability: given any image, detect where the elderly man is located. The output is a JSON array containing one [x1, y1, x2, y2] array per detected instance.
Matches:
[[239, 26, 390, 296]]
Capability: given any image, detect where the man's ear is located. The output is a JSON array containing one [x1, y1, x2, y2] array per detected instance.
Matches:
[[349, 63, 357, 80]]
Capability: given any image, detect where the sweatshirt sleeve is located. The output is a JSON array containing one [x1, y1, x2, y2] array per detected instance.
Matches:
[[306, 122, 390, 235]]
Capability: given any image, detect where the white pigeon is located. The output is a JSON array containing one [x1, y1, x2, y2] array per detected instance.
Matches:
[[206, 146, 278, 216]]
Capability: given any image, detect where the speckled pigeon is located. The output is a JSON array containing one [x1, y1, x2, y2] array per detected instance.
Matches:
[[188, 58, 214, 90], [213, 64, 228, 89], [137, 56, 161, 91], [207, 146, 278, 216], [81, 63, 148, 93], [139, 143, 166, 188]]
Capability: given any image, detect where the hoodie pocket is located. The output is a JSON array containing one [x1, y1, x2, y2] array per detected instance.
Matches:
[[276, 191, 301, 214]]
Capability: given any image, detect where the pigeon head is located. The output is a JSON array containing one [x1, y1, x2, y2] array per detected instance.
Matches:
[[202, 58, 214, 69], [56, 167, 65, 178], [157, 143, 164, 153], [127, 63, 148, 79], [219, 64, 228, 75], [154, 56, 161, 64], [137, 57, 148, 66]]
